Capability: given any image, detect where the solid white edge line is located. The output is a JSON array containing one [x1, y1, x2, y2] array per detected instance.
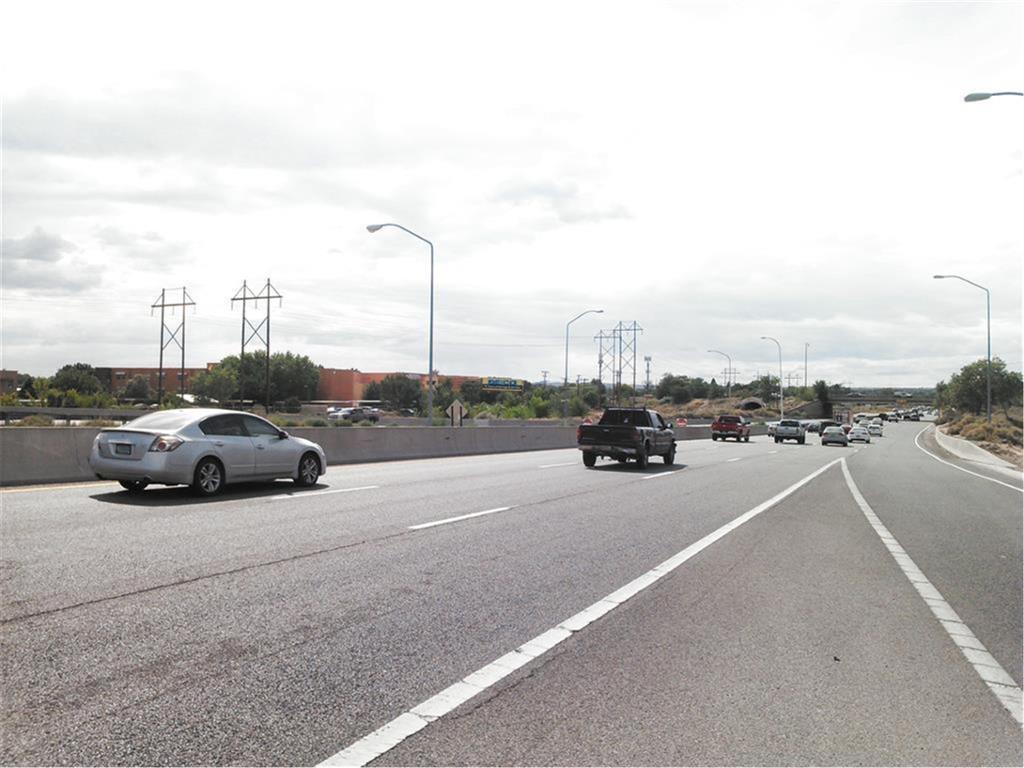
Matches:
[[726, 457, 742, 463], [840, 458, 1023, 725], [269, 485, 379, 500], [408, 506, 514, 531], [318, 456, 843, 767], [914, 425, 1023, 494], [539, 462, 578, 468]]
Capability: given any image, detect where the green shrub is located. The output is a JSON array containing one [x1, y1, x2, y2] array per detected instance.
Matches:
[[332, 419, 353, 427], [283, 396, 302, 413], [304, 418, 328, 427], [81, 419, 120, 427]]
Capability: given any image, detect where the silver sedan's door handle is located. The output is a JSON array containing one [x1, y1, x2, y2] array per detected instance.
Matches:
[[214, 441, 225, 447], [256, 445, 265, 450]]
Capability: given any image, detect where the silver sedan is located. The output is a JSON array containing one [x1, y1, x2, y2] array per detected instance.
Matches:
[[89, 408, 327, 495]]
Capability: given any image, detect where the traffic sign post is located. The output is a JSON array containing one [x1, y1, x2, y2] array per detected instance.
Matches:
[[446, 399, 466, 427]]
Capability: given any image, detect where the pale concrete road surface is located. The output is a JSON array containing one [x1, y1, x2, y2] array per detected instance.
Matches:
[[1, 423, 1020, 765]]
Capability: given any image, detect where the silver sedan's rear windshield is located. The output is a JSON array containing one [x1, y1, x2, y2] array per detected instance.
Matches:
[[125, 412, 195, 431]]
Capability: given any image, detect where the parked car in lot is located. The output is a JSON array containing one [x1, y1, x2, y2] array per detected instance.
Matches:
[[774, 419, 806, 444], [848, 425, 871, 443], [577, 407, 676, 468], [89, 408, 326, 495], [821, 426, 849, 446], [328, 406, 380, 423], [711, 414, 750, 442]]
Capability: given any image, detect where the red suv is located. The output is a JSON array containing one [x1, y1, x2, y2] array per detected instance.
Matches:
[[711, 415, 751, 442]]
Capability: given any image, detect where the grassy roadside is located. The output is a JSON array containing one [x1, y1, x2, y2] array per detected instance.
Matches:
[[940, 409, 1023, 469]]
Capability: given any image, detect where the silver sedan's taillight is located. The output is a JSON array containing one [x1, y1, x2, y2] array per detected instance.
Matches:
[[149, 435, 184, 452]]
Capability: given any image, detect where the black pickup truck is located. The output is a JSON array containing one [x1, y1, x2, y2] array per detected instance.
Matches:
[[577, 407, 677, 468]]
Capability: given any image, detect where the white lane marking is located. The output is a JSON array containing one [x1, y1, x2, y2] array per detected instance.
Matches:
[[408, 506, 515, 530], [914, 426, 1023, 494], [840, 458, 1023, 724], [269, 485, 379, 501], [539, 462, 577, 468], [641, 470, 681, 481], [319, 457, 844, 767], [768, 450, 779, 454], [726, 457, 741, 463], [1, 480, 118, 494]]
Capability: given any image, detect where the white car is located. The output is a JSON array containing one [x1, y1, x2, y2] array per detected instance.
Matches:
[[89, 408, 326, 495], [867, 422, 883, 437], [849, 425, 871, 443]]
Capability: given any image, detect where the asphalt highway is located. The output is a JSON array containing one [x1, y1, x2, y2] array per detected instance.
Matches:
[[1, 422, 1020, 766]]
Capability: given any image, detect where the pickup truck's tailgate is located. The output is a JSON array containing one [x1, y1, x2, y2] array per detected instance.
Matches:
[[578, 425, 639, 445]]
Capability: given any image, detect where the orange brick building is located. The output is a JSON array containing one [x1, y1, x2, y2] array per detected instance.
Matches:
[[95, 366, 212, 393], [316, 369, 478, 403]]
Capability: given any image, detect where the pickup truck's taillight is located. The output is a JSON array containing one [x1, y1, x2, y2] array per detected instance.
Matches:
[[576, 426, 582, 442]]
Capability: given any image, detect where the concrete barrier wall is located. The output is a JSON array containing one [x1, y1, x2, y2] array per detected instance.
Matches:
[[0, 424, 766, 486]]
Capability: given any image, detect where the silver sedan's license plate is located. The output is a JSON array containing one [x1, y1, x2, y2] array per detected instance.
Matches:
[[114, 443, 132, 456]]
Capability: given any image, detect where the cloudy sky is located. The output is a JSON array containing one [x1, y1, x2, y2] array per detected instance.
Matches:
[[2, 0, 1021, 387]]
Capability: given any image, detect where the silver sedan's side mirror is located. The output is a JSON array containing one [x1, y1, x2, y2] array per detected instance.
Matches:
[[278, 430, 289, 439]]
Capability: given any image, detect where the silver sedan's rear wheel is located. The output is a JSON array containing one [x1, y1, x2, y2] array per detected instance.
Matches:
[[193, 458, 224, 496], [295, 453, 321, 486]]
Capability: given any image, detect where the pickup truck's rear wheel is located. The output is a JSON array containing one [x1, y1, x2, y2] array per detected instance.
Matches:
[[636, 445, 649, 469], [663, 445, 675, 465], [711, 434, 718, 441], [582, 452, 597, 468], [744, 434, 750, 442]]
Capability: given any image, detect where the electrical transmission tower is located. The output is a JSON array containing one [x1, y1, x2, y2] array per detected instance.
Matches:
[[594, 329, 618, 407], [541, 370, 549, 388], [151, 287, 196, 405], [615, 321, 643, 404], [231, 279, 283, 412]]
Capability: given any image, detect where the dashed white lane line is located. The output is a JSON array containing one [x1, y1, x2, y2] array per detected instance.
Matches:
[[914, 426, 1023, 494], [539, 462, 578, 468], [269, 485, 379, 501], [641, 470, 681, 480], [726, 457, 741, 463], [768, 450, 779, 454], [840, 458, 1023, 724], [408, 506, 516, 530], [319, 456, 844, 767]]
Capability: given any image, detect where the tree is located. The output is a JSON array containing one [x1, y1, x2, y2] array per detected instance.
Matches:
[[380, 373, 423, 412], [269, 352, 319, 401], [813, 379, 832, 417], [52, 363, 102, 394], [941, 357, 1022, 416], [708, 378, 723, 400], [363, 381, 382, 402], [18, 375, 36, 398], [192, 366, 237, 404], [121, 375, 153, 401]]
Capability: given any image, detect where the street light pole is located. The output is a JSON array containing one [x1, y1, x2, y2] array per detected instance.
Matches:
[[964, 91, 1023, 102], [707, 349, 732, 397], [934, 274, 992, 422], [804, 342, 809, 389], [565, 310, 603, 386], [761, 336, 784, 419], [368, 223, 435, 422]]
